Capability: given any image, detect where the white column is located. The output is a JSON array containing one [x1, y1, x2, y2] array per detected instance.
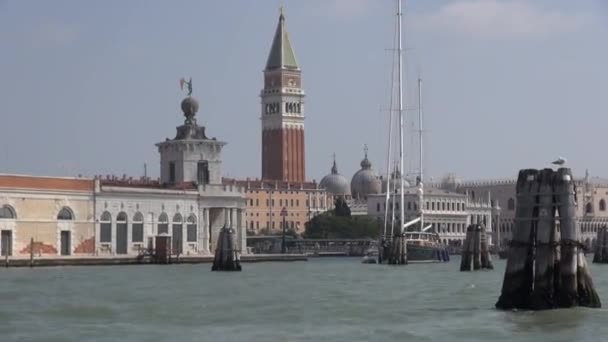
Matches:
[[239, 209, 247, 254], [223, 208, 229, 228], [112, 221, 116, 256], [231, 208, 237, 229], [200, 208, 209, 254]]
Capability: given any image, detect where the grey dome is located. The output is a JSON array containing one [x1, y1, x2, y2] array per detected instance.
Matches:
[[181, 96, 199, 118], [351, 152, 381, 199], [440, 173, 461, 192], [381, 168, 411, 193], [320, 159, 351, 196]]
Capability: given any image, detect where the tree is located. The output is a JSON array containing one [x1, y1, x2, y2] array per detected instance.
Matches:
[[334, 196, 351, 217], [303, 212, 379, 239]]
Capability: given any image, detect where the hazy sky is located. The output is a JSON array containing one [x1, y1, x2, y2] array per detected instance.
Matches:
[[1, 0, 607, 183]]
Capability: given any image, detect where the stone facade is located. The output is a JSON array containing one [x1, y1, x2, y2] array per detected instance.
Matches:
[[367, 186, 494, 247], [458, 173, 608, 249], [0, 175, 95, 257], [228, 179, 331, 235]]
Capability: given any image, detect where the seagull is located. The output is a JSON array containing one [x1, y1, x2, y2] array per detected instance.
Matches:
[[552, 157, 567, 166]]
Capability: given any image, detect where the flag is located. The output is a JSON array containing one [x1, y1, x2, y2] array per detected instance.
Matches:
[[179, 78, 186, 90]]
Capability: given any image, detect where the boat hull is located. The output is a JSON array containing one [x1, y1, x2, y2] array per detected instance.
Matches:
[[407, 243, 449, 262]]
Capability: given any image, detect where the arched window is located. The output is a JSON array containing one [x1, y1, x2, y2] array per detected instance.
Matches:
[[508, 198, 515, 211], [57, 207, 74, 220], [600, 199, 606, 212], [116, 212, 128, 222], [187, 214, 197, 242], [173, 213, 183, 223], [132, 212, 144, 243], [0, 205, 16, 219], [158, 213, 169, 234], [586, 203, 593, 214], [100, 211, 112, 243], [116, 212, 128, 254], [172, 213, 183, 254]]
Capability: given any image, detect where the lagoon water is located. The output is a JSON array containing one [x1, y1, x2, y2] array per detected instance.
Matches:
[[1, 257, 607, 342]]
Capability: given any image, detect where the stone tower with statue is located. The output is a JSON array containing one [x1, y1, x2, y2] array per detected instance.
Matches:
[[156, 78, 226, 186]]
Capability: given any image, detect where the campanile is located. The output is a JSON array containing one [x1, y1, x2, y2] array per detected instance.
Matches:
[[260, 10, 305, 183]]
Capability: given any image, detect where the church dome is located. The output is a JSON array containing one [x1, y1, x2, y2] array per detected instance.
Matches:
[[351, 149, 381, 199], [381, 168, 411, 193], [440, 173, 461, 192], [319, 157, 350, 196]]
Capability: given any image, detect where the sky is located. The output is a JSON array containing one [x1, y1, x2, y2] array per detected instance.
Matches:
[[1, 0, 607, 183]]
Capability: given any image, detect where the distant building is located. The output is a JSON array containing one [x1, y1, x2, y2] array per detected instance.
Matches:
[[458, 171, 608, 249], [0, 92, 247, 258], [226, 179, 332, 235], [367, 181, 495, 247]]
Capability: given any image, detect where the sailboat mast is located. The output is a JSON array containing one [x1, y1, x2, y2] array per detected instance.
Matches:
[[418, 76, 424, 231], [397, 0, 405, 233]]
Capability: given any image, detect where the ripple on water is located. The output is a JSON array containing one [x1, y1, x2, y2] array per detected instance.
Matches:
[[0, 257, 606, 342]]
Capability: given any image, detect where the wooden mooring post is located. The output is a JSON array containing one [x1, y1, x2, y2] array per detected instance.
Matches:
[[496, 168, 601, 310], [460, 224, 493, 271], [386, 234, 407, 265], [593, 226, 608, 263], [29, 237, 34, 268], [212, 226, 242, 271]]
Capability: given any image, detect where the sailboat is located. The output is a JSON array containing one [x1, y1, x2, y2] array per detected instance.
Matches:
[[376, 0, 448, 264]]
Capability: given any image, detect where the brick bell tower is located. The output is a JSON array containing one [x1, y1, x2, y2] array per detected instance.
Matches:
[[260, 9, 305, 183]]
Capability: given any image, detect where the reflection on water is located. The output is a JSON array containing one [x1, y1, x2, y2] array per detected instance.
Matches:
[[0, 257, 606, 342]]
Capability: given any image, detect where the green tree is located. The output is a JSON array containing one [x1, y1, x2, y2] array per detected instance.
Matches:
[[304, 212, 379, 239], [334, 196, 351, 217]]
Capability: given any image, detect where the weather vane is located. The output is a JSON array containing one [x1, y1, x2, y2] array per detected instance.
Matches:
[[180, 77, 193, 96]]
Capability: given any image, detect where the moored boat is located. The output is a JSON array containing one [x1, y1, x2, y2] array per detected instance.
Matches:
[[405, 231, 450, 262]]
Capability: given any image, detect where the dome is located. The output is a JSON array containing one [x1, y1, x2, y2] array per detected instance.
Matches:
[[319, 158, 351, 196], [351, 149, 381, 199], [440, 173, 461, 191], [181, 96, 199, 118], [381, 168, 411, 193]]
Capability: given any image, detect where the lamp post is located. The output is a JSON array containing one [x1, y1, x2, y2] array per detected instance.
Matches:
[[281, 207, 288, 254]]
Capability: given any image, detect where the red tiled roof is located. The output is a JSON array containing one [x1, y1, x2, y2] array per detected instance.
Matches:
[[0, 175, 94, 191], [100, 179, 197, 190]]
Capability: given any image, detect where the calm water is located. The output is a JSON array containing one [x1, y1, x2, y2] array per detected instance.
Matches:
[[1, 257, 607, 342]]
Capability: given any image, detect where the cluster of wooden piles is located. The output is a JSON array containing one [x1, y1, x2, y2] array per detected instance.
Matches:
[[212, 226, 242, 271], [460, 224, 493, 271], [379, 235, 407, 265], [496, 168, 600, 310], [593, 226, 608, 263]]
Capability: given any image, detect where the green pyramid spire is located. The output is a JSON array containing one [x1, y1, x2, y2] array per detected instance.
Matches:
[[265, 11, 299, 70]]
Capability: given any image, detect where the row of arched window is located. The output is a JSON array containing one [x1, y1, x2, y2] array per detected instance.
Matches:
[[0, 205, 74, 220], [585, 199, 607, 214], [98, 211, 198, 244]]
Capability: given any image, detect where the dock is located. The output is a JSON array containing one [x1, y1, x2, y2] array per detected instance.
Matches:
[[0, 254, 307, 268]]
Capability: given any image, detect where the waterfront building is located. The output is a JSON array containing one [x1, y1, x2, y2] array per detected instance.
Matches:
[[366, 181, 494, 247], [457, 171, 608, 249], [227, 179, 331, 235], [0, 93, 247, 258], [0, 175, 95, 257]]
